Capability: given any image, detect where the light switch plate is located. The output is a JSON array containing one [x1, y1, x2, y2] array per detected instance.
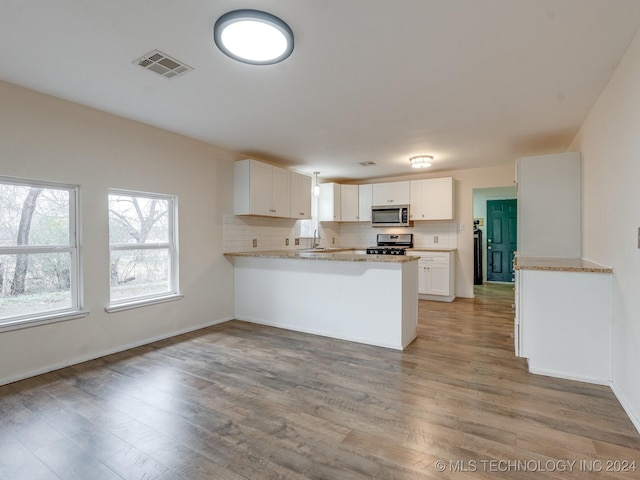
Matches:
[[638, 228, 640, 249]]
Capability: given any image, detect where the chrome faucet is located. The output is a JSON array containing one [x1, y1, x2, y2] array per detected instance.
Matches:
[[312, 229, 321, 249]]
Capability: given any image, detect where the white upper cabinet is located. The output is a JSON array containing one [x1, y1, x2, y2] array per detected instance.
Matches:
[[358, 184, 372, 222], [290, 172, 312, 219], [234, 159, 291, 218], [372, 181, 410, 205], [340, 185, 359, 222], [409, 177, 454, 220], [318, 183, 341, 221]]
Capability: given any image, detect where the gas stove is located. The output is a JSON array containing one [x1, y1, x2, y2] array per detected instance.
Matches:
[[366, 233, 413, 256], [365, 246, 408, 255]]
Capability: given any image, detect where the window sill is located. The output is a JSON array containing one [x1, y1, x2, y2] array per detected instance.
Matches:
[[105, 294, 184, 313], [0, 310, 90, 333]]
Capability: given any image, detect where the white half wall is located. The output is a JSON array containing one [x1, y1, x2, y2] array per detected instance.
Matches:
[[570, 28, 640, 432], [0, 80, 236, 385]]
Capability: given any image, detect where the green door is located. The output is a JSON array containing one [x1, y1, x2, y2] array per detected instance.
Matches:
[[486, 199, 517, 282]]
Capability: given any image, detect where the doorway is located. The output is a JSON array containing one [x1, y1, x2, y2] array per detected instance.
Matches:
[[486, 199, 517, 282], [472, 186, 517, 285]]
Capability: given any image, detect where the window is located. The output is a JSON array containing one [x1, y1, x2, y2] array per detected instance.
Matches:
[[0, 177, 84, 329], [108, 190, 179, 309]]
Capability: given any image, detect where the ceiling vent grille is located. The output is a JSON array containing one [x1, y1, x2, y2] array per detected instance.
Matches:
[[359, 161, 377, 166], [134, 50, 192, 79]]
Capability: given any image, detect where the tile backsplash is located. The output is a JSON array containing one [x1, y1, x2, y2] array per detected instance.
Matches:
[[223, 214, 457, 252], [339, 221, 458, 248], [223, 215, 339, 252]]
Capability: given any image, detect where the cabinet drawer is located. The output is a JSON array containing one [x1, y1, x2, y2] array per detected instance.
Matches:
[[417, 253, 449, 263]]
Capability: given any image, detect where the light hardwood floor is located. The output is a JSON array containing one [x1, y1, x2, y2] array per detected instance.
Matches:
[[0, 284, 639, 479]]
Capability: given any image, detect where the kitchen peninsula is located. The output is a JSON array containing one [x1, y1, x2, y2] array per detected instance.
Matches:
[[225, 250, 418, 350]]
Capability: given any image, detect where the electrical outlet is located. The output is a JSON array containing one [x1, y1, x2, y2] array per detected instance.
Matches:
[[332, 237, 335, 244], [295, 238, 300, 246], [434, 236, 439, 244], [252, 239, 257, 248], [285, 238, 289, 246]]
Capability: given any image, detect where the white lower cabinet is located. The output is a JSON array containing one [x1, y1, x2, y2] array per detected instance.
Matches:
[[409, 251, 455, 302]]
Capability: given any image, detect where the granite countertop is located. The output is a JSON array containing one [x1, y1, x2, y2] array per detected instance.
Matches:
[[224, 250, 418, 264], [515, 256, 613, 273]]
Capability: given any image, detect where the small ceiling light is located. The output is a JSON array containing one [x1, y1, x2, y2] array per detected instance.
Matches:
[[214, 9, 294, 65], [313, 172, 320, 196], [410, 156, 433, 169]]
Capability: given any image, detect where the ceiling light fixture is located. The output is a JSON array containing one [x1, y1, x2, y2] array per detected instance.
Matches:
[[410, 155, 433, 169], [313, 172, 320, 196], [213, 9, 294, 65]]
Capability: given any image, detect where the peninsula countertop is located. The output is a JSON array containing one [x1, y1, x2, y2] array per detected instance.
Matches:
[[224, 249, 419, 263], [514, 256, 612, 273]]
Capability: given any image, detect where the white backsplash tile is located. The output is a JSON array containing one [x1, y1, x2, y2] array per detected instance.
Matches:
[[223, 215, 457, 252]]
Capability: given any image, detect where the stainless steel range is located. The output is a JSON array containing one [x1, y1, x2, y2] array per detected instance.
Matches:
[[366, 234, 414, 255]]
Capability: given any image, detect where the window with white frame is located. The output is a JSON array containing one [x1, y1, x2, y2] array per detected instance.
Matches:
[[108, 190, 178, 306], [0, 177, 82, 327]]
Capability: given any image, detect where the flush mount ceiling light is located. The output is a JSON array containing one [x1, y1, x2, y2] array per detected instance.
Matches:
[[410, 155, 433, 169], [214, 9, 294, 65]]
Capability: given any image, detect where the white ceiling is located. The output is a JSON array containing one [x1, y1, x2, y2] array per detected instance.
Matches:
[[1, 1, 640, 182]]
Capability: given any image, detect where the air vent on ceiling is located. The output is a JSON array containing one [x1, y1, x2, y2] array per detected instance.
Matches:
[[134, 50, 193, 79], [359, 161, 377, 166]]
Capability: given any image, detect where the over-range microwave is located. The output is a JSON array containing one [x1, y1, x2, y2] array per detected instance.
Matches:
[[371, 205, 412, 227]]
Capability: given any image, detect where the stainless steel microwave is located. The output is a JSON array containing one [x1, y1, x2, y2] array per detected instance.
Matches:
[[371, 205, 411, 227]]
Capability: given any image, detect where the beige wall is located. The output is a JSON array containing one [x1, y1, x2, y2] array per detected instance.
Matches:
[[351, 164, 516, 298], [0, 80, 236, 384], [570, 29, 640, 431]]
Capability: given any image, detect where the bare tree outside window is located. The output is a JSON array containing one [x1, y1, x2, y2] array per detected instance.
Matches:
[[108, 191, 177, 303], [0, 179, 78, 322]]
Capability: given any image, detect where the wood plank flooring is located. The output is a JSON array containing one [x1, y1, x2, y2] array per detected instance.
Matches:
[[1, 284, 639, 479]]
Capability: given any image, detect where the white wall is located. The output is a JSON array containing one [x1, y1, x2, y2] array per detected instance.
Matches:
[[570, 29, 640, 431], [0, 80, 236, 385]]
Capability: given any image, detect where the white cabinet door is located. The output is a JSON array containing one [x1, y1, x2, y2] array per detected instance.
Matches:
[[424, 177, 453, 220], [341, 185, 359, 221], [358, 184, 372, 222], [409, 177, 454, 220], [426, 263, 449, 296], [250, 160, 273, 216], [290, 172, 311, 219], [271, 166, 291, 217], [372, 181, 410, 205], [417, 260, 428, 294], [234, 159, 291, 217], [409, 179, 425, 220], [318, 183, 341, 221]]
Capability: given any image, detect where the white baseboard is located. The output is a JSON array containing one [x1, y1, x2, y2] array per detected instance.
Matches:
[[528, 366, 611, 386], [0, 316, 233, 387], [611, 382, 640, 435]]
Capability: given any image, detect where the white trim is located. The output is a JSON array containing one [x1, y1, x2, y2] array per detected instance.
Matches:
[[107, 189, 179, 305], [105, 293, 184, 313], [0, 309, 89, 333], [0, 316, 233, 387], [611, 382, 640, 434]]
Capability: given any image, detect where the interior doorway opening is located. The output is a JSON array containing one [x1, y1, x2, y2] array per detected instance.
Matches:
[[472, 186, 517, 284]]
